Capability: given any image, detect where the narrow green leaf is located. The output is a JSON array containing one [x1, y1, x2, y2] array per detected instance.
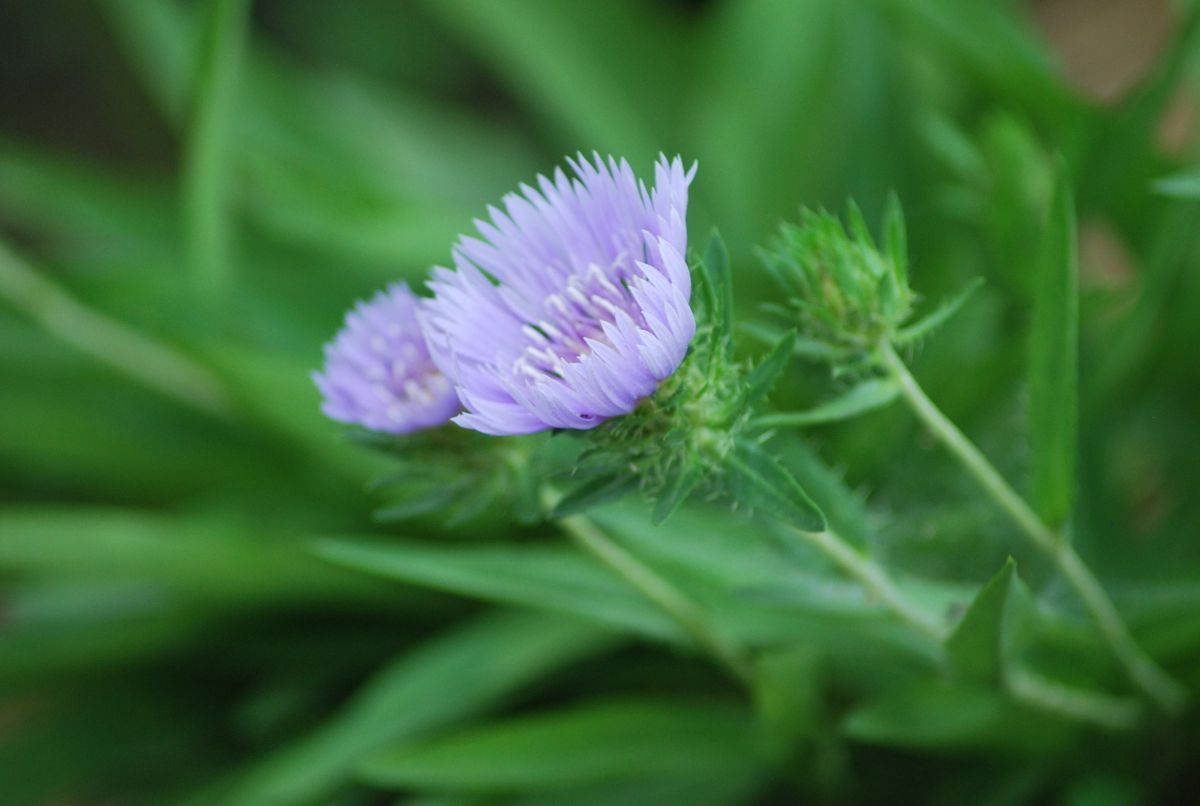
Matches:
[[0, 508, 389, 610], [652, 462, 703, 526], [739, 329, 796, 412], [738, 321, 841, 363], [703, 230, 734, 355], [845, 200, 875, 249], [1153, 169, 1200, 199], [0, 240, 235, 419], [841, 679, 1069, 753], [895, 277, 984, 344], [753, 647, 822, 759], [553, 473, 640, 518], [1028, 165, 1079, 528], [312, 537, 678, 640], [374, 480, 472, 523], [413, 0, 677, 159], [944, 558, 1017, 683], [359, 699, 760, 792], [183, 0, 250, 302], [227, 611, 616, 805], [753, 378, 899, 429], [723, 439, 826, 531], [883, 191, 908, 288]]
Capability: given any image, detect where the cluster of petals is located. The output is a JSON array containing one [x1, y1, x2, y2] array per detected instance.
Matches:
[[421, 153, 696, 435], [315, 154, 696, 438], [313, 283, 459, 434]]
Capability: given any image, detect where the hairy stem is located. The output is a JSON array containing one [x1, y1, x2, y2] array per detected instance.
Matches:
[[546, 492, 754, 686], [792, 527, 946, 642], [880, 341, 1186, 714]]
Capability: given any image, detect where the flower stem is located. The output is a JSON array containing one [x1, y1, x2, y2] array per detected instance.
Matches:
[[792, 527, 946, 643], [546, 493, 754, 686], [879, 341, 1187, 714]]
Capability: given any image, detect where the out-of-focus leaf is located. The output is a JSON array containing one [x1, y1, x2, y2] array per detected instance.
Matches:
[[895, 278, 984, 344], [312, 537, 679, 640], [883, 192, 908, 289], [871, 0, 1078, 122], [945, 558, 1016, 683], [753, 647, 823, 760], [101, 0, 541, 270], [0, 139, 178, 264], [0, 240, 235, 418], [412, 0, 681, 159], [1154, 169, 1200, 199], [841, 679, 1072, 753], [0, 508, 388, 610], [693, 0, 900, 246], [227, 611, 616, 805], [181, 0, 250, 301], [754, 378, 900, 429], [702, 230, 735, 354], [0, 581, 203, 685], [1028, 166, 1078, 529], [553, 474, 640, 519], [359, 699, 762, 792]]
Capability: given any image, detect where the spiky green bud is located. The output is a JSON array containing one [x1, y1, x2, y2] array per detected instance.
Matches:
[[760, 198, 913, 353]]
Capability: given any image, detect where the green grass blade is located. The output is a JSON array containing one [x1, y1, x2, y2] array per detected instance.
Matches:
[[0, 241, 234, 418], [754, 378, 900, 429], [312, 537, 680, 640], [359, 698, 761, 792], [227, 611, 616, 805], [183, 0, 250, 304], [1028, 165, 1079, 529]]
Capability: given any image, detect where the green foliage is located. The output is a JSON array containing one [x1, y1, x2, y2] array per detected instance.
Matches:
[[2, 0, 1200, 803], [1028, 166, 1080, 529], [945, 558, 1020, 683], [761, 203, 915, 353], [227, 611, 614, 804], [358, 699, 763, 792]]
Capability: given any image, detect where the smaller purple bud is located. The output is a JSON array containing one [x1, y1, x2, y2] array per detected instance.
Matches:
[[313, 283, 460, 434]]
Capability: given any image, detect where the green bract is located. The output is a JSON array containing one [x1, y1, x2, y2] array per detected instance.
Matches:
[[558, 232, 823, 531], [760, 199, 913, 353]]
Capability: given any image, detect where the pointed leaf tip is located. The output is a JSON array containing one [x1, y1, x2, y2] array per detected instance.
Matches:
[[703, 230, 734, 353], [723, 438, 826, 531], [739, 329, 796, 413], [652, 462, 703, 526], [945, 558, 1018, 684]]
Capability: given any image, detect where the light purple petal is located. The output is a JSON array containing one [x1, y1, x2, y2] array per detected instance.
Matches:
[[313, 283, 460, 434], [423, 154, 697, 435]]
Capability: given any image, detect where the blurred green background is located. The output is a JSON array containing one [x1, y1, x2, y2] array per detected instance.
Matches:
[[2, 0, 1199, 803]]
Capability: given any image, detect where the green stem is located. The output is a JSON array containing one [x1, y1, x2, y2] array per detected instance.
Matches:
[[880, 341, 1186, 714], [0, 241, 234, 418], [793, 527, 946, 643], [183, 0, 250, 304], [1005, 667, 1143, 732], [547, 493, 754, 686]]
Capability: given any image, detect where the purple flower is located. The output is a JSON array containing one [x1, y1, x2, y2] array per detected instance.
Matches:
[[421, 154, 697, 435], [314, 283, 459, 433]]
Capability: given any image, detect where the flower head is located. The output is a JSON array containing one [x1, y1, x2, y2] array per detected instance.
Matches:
[[314, 283, 459, 433], [422, 154, 697, 435], [761, 200, 913, 352]]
